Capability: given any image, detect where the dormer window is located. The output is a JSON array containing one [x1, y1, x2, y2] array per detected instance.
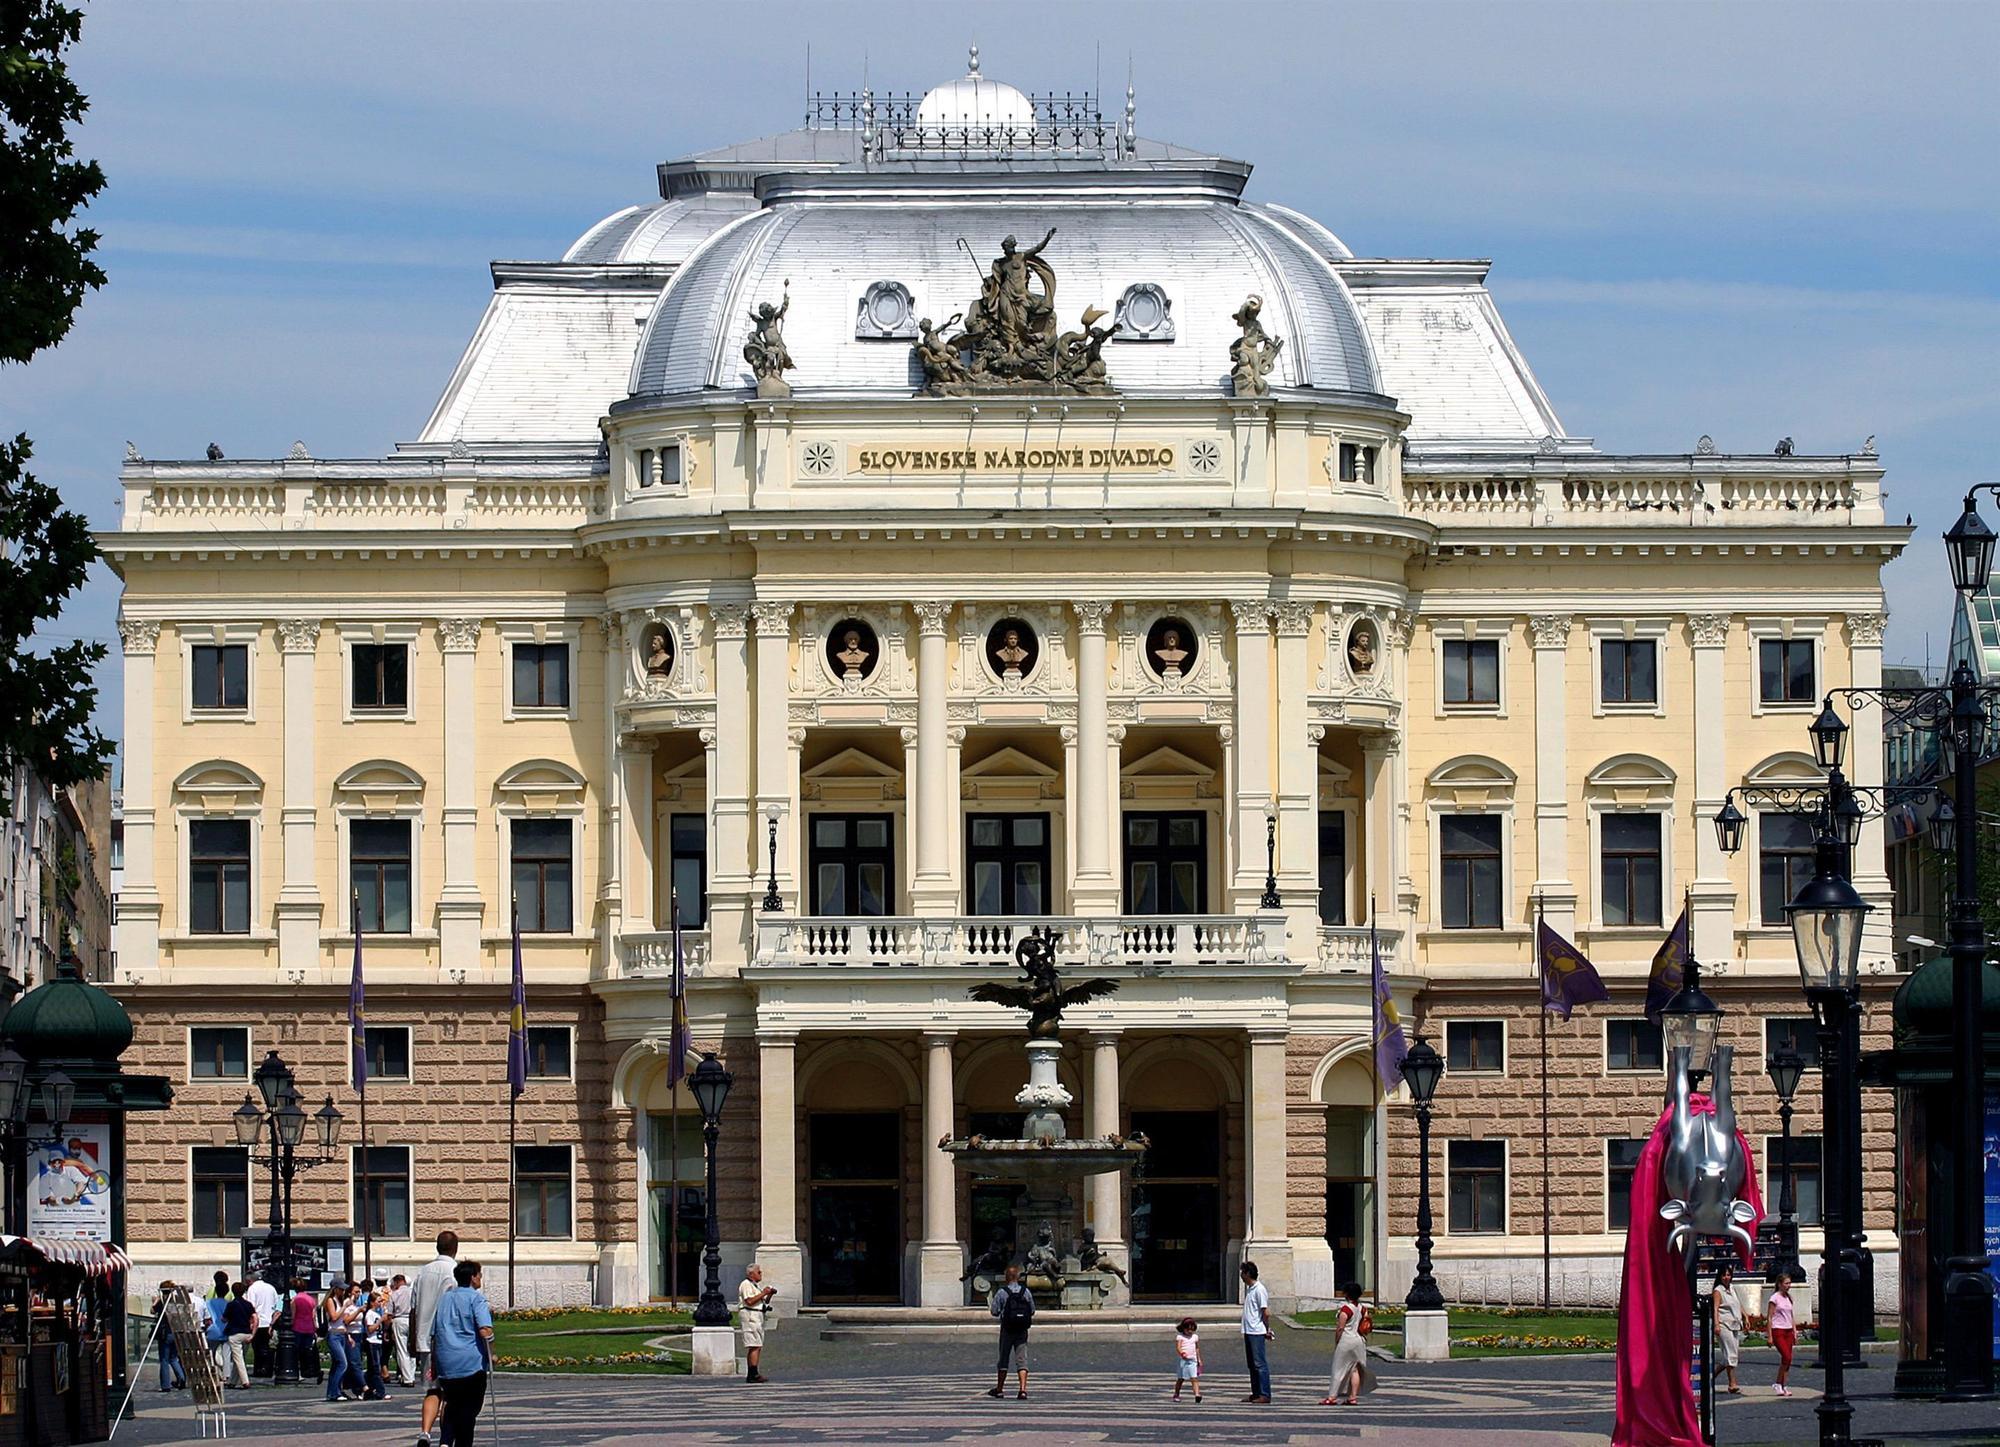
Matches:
[[856, 281, 917, 339], [1112, 283, 1174, 341]]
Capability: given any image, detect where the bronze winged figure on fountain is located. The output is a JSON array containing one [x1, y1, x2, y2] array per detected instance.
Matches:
[[968, 932, 1117, 1039]]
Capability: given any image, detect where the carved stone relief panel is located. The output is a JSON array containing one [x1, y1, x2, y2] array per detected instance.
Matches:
[[623, 604, 710, 701], [1113, 601, 1229, 696], [953, 601, 1074, 696], [795, 603, 916, 697]]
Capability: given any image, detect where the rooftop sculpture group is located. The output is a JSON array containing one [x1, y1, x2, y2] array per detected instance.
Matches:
[[916, 230, 1121, 395]]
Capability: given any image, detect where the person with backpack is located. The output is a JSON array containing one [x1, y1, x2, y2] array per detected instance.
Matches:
[[1322, 1279, 1377, 1405], [987, 1263, 1035, 1399]]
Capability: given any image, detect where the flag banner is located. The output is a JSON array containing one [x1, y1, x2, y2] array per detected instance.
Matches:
[[668, 895, 692, 1088], [506, 900, 527, 1099], [1646, 908, 1690, 1025], [348, 894, 367, 1092], [1371, 921, 1407, 1094], [1538, 919, 1611, 1020]]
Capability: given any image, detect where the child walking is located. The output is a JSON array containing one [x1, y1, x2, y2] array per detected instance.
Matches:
[[1768, 1273, 1796, 1397], [1172, 1317, 1203, 1402]]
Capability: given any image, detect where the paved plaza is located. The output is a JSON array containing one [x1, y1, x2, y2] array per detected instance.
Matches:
[[111, 1324, 1995, 1446]]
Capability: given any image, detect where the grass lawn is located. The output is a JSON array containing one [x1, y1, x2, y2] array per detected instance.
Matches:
[[491, 1309, 696, 1373], [1292, 1307, 1620, 1357]]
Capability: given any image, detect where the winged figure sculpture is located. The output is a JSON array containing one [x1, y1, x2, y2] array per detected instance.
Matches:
[[968, 932, 1117, 1039]]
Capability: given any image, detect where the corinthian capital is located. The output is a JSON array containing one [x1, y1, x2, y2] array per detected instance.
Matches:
[[1272, 601, 1314, 636], [912, 601, 953, 635], [709, 603, 750, 639], [1528, 613, 1573, 650], [275, 618, 322, 654], [1845, 611, 1888, 646], [117, 619, 161, 656], [1228, 599, 1274, 632], [751, 600, 794, 635], [1071, 600, 1114, 630], [436, 618, 481, 653], [1685, 612, 1731, 647]]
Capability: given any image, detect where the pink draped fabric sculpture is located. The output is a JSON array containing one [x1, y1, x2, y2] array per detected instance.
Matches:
[[1613, 1084, 1765, 1445]]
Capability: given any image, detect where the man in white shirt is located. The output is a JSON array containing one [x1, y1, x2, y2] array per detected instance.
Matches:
[[244, 1274, 281, 1380], [409, 1230, 460, 1447], [387, 1272, 417, 1387], [1239, 1259, 1273, 1403]]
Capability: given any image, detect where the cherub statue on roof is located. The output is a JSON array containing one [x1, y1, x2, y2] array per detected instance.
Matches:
[[744, 280, 794, 398]]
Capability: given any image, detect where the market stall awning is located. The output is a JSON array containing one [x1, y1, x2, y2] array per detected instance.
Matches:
[[0, 1236, 131, 1277]]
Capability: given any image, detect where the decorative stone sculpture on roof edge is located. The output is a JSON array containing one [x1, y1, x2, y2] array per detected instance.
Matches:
[[1228, 294, 1282, 397], [744, 282, 794, 399], [914, 230, 1121, 396]]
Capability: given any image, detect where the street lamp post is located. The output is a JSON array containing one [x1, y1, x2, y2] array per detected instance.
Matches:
[[762, 811, 784, 913], [231, 1050, 342, 1386], [1766, 1048, 1807, 1284], [688, 1053, 735, 1330], [1399, 1037, 1445, 1313], [1259, 810, 1281, 910]]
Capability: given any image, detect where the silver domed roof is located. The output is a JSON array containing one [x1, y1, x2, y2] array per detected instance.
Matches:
[[629, 198, 1382, 400], [564, 195, 759, 266]]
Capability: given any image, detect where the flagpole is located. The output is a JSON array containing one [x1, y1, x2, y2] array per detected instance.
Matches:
[[669, 890, 681, 1308], [1536, 892, 1550, 1312], [508, 893, 519, 1312], [1368, 893, 1383, 1303], [354, 889, 373, 1288]]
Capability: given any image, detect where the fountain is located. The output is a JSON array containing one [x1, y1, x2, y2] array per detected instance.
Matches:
[[944, 934, 1147, 1307]]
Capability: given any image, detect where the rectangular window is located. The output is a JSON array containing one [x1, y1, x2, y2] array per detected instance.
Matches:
[[512, 818, 574, 932], [1600, 639, 1658, 705], [1759, 639, 1816, 704], [1337, 442, 1375, 484], [352, 1145, 412, 1238], [1439, 814, 1503, 929], [189, 1025, 250, 1080], [1446, 1140, 1506, 1233], [1445, 1020, 1506, 1073], [1606, 1018, 1665, 1072], [191, 1147, 249, 1238], [511, 642, 570, 710], [514, 1145, 573, 1238], [1123, 811, 1207, 915], [362, 1026, 411, 1081], [350, 819, 413, 934], [526, 1025, 571, 1080], [188, 818, 251, 934], [350, 643, 409, 711], [1765, 1017, 1818, 1071], [1600, 814, 1664, 927], [1759, 813, 1818, 925], [808, 813, 896, 917], [190, 644, 249, 710], [1606, 1139, 1648, 1231], [1766, 1134, 1823, 1227], [1441, 639, 1500, 706], [1317, 812, 1347, 926], [965, 812, 1051, 916], [668, 815, 706, 927]]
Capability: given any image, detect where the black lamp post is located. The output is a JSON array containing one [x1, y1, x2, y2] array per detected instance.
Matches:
[[1786, 833, 1872, 1447], [231, 1050, 342, 1385], [1659, 953, 1723, 1090], [689, 1052, 735, 1329], [761, 811, 783, 913], [1399, 1036, 1445, 1313], [1766, 1047, 1807, 1283], [1259, 809, 1281, 910]]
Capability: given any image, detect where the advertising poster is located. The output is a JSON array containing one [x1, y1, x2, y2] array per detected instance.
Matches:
[[25, 1121, 112, 1242], [1985, 1086, 2000, 1359]]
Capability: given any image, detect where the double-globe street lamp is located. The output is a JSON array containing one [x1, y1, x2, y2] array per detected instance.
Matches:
[[0, 1047, 77, 1236], [1398, 1036, 1446, 1316], [230, 1050, 343, 1385], [687, 1053, 736, 1330]]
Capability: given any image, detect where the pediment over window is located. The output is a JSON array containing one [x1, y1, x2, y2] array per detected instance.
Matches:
[[172, 760, 263, 811], [1744, 751, 1823, 787], [1425, 755, 1516, 809], [1120, 745, 1217, 802], [1585, 753, 1676, 808], [494, 759, 588, 814], [801, 746, 904, 803], [332, 759, 426, 814], [961, 746, 1061, 801]]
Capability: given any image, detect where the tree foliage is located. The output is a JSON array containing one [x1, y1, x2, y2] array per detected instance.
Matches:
[[0, 0, 111, 803]]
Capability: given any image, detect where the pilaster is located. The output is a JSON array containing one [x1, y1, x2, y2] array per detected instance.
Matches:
[[912, 601, 955, 914], [1273, 601, 1317, 948], [437, 617, 484, 976], [755, 1031, 803, 1315], [918, 1032, 963, 1305], [1243, 1027, 1295, 1303], [710, 604, 754, 960], [1845, 611, 1893, 965], [115, 620, 161, 977], [1687, 612, 1735, 961], [1528, 614, 1577, 931], [752, 601, 796, 913], [1087, 1031, 1130, 1304], [1229, 599, 1275, 913], [275, 619, 322, 977], [1070, 601, 1117, 914]]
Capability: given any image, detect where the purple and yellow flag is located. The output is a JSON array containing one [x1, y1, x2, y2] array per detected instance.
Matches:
[[667, 891, 693, 1088], [1370, 919, 1407, 1095], [348, 892, 367, 1092], [1538, 919, 1610, 1020], [1645, 907, 1690, 1025], [506, 899, 527, 1099]]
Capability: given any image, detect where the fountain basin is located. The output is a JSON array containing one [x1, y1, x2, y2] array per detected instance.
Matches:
[[944, 1135, 1148, 1183]]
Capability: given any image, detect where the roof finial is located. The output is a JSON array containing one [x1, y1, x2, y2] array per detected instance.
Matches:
[[968, 43, 980, 76]]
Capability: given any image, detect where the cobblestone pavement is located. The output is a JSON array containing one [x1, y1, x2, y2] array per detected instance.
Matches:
[[109, 1327, 1996, 1445]]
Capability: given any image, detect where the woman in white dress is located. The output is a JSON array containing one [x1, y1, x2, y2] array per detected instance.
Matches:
[[1712, 1263, 1744, 1394], [1322, 1280, 1377, 1406]]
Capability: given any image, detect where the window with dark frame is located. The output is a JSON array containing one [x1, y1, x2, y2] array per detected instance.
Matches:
[[1606, 1138, 1648, 1230], [1337, 442, 1376, 483], [965, 812, 1051, 916], [190, 644, 249, 710], [352, 1145, 412, 1238], [1606, 1018, 1665, 1072], [1123, 812, 1207, 915], [1446, 1139, 1506, 1233], [668, 815, 706, 927], [1600, 813, 1664, 927], [1759, 812, 1817, 925], [511, 642, 571, 710], [1764, 1017, 1819, 1071], [1765, 1134, 1823, 1226], [526, 1025, 571, 1079], [190, 1026, 249, 1080], [514, 1146, 573, 1238], [1318, 812, 1348, 926], [192, 1147, 249, 1238], [1442, 639, 1500, 706], [1758, 639, 1816, 704], [512, 818, 574, 932], [1445, 1019, 1505, 1073], [362, 1026, 411, 1081], [350, 818, 413, 933], [808, 813, 896, 917], [1600, 639, 1658, 706], [188, 818, 252, 935], [1439, 814, 1504, 929], [350, 643, 409, 711]]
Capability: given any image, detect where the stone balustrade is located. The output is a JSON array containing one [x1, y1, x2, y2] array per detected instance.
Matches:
[[119, 460, 606, 533], [1404, 466, 1877, 525], [610, 928, 712, 979], [1313, 924, 1404, 973], [744, 913, 1289, 971]]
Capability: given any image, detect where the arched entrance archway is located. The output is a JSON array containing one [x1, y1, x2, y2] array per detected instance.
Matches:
[[1319, 1053, 1379, 1295], [799, 1051, 912, 1303]]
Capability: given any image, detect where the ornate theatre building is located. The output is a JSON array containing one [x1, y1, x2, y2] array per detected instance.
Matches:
[[108, 58, 1903, 1311]]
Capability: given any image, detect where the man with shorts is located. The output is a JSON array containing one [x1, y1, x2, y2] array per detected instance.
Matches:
[[987, 1263, 1035, 1399], [737, 1263, 776, 1383], [409, 1230, 459, 1447]]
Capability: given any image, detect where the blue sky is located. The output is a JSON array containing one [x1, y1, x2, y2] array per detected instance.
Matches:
[[14, 0, 1999, 749]]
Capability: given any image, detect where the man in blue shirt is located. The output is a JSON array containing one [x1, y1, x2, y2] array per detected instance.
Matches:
[[424, 1260, 494, 1447]]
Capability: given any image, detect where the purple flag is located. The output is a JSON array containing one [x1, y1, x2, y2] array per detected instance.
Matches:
[[667, 893, 692, 1088], [348, 893, 367, 1092], [1538, 919, 1611, 1020], [1645, 908, 1690, 1025], [506, 899, 527, 1099], [1371, 919, 1407, 1094]]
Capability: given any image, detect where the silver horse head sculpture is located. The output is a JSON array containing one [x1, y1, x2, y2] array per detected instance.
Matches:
[[1659, 1043, 1757, 1258]]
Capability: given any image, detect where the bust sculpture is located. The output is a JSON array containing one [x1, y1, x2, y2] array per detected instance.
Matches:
[[1152, 626, 1188, 677], [644, 628, 674, 679], [1346, 622, 1377, 676], [996, 626, 1030, 677], [835, 628, 872, 679]]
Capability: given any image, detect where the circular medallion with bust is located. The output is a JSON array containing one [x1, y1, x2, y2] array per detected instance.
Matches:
[[1345, 619, 1378, 677], [1144, 616, 1199, 680], [640, 624, 676, 680], [985, 617, 1039, 681], [824, 618, 880, 683]]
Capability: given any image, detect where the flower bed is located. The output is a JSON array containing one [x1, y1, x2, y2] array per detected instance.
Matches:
[[1456, 1333, 1613, 1350]]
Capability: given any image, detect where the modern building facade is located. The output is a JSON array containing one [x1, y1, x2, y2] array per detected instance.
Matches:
[[106, 59, 1907, 1310]]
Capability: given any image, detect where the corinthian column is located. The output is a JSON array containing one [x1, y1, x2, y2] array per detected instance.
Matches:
[[912, 602, 955, 915], [752, 601, 795, 914], [710, 604, 754, 960], [918, 1033, 962, 1304], [1230, 600, 1274, 912], [1071, 601, 1117, 914]]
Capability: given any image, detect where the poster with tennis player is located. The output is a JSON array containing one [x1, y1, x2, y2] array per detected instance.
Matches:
[[26, 1122, 112, 1240]]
